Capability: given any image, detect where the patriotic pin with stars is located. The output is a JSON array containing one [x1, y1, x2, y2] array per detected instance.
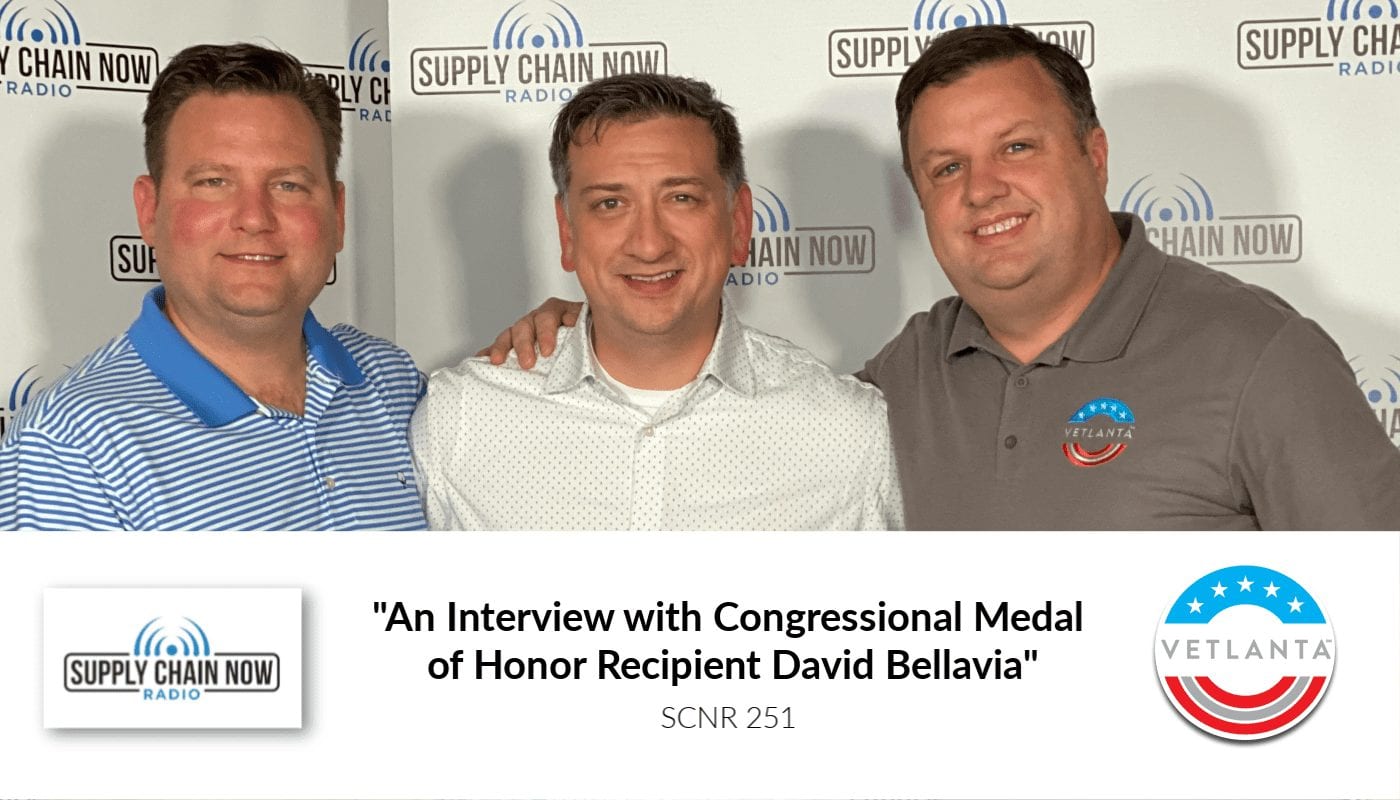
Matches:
[[1061, 396, 1136, 467], [1153, 565, 1335, 741]]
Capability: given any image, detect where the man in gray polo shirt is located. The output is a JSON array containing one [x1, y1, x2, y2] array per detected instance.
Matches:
[[486, 27, 1400, 530]]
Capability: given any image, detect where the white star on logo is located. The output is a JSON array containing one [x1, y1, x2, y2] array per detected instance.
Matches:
[[1188, 598, 1203, 614], [1211, 582, 1227, 597], [1237, 576, 1254, 592], [1288, 597, 1305, 613], [1264, 582, 1281, 597]]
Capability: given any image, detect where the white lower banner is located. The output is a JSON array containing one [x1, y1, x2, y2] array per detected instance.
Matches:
[[1, 532, 1396, 799]]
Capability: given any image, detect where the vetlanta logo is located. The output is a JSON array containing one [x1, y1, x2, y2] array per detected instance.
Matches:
[[0, 0, 157, 99], [828, 0, 1094, 78], [64, 616, 281, 702], [1239, 0, 1400, 75], [1154, 566, 1334, 741], [305, 27, 391, 123], [110, 234, 336, 284], [733, 184, 875, 289], [411, 0, 668, 105], [1117, 173, 1302, 266], [1352, 354, 1400, 443], [1061, 396, 1134, 468]]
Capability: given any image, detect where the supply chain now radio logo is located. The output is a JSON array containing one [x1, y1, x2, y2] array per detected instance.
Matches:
[[411, 1, 668, 104], [1117, 173, 1302, 266], [732, 184, 875, 289], [1154, 566, 1334, 741], [1352, 354, 1400, 443], [110, 235, 336, 284], [64, 616, 281, 703], [0, 0, 157, 99], [828, 0, 1094, 77], [305, 27, 391, 123], [1239, 0, 1400, 76]]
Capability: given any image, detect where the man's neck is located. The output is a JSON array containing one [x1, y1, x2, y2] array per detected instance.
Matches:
[[166, 308, 309, 415], [589, 317, 718, 391]]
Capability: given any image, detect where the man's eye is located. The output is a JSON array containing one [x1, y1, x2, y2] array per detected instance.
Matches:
[[595, 198, 621, 210], [1007, 141, 1031, 153], [195, 177, 225, 187], [935, 162, 961, 178], [672, 193, 695, 203], [274, 181, 308, 192]]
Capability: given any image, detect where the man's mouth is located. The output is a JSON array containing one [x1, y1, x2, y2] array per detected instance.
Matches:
[[224, 253, 283, 262], [625, 270, 679, 283], [974, 215, 1028, 237]]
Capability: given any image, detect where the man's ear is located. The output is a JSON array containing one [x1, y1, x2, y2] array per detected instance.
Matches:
[[555, 195, 576, 273]]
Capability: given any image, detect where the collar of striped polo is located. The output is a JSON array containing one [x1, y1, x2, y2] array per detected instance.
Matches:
[[126, 286, 365, 427]]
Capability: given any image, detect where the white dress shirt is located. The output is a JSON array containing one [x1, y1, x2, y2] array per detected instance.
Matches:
[[410, 302, 902, 530]]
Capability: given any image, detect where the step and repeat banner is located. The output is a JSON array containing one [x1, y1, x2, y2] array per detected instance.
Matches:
[[389, 0, 1400, 454], [4, 0, 1399, 446]]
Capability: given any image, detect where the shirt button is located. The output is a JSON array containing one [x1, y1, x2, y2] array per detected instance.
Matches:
[[643, 426, 654, 437], [1015, 376, 1029, 388], [325, 477, 336, 490], [1004, 435, 1018, 449]]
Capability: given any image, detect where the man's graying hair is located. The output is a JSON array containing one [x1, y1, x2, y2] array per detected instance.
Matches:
[[549, 72, 746, 202]]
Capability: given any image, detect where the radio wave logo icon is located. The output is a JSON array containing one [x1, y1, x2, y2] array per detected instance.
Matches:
[[1119, 173, 1215, 224], [752, 186, 792, 234], [347, 28, 389, 73], [1326, 0, 1400, 20], [1352, 355, 1400, 405], [913, 0, 1008, 31], [1061, 396, 1134, 468], [7, 365, 46, 416], [132, 617, 212, 658], [493, 0, 584, 50], [1155, 566, 1335, 741], [0, 0, 80, 45]]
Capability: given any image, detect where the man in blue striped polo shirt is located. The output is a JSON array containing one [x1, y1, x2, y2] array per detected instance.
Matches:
[[0, 44, 426, 530]]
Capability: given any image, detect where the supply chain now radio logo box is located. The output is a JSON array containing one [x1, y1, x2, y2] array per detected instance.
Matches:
[[45, 587, 302, 729], [0, 0, 158, 99], [731, 183, 876, 290], [410, 0, 667, 105], [828, 0, 1094, 78], [1238, 0, 1400, 76]]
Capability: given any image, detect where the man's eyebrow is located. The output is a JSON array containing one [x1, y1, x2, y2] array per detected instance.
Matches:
[[182, 162, 232, 179]]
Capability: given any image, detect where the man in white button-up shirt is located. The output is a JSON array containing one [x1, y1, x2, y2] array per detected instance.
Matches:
[[409, 74, 901, 530]]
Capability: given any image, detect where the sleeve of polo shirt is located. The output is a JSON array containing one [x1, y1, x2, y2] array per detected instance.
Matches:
[[1228, 316, 1400, 530], [2, 428, 126, 530]]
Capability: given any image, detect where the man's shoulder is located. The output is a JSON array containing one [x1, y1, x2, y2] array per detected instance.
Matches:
[[327, 323, 419, 376], [1148, 255, 1304, 344], [423, 329, 571, 401], [11, 334, 161, 439], [738, 323, 887, 411]]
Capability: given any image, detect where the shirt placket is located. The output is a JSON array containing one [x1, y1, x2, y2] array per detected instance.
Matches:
[[995, 363, 1037, 479]]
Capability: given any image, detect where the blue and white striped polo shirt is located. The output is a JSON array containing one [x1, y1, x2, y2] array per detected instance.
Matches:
[[0, 287, 427, 530]]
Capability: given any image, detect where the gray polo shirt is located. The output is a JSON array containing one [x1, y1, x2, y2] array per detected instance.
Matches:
[[861, 213, 1400, 530]]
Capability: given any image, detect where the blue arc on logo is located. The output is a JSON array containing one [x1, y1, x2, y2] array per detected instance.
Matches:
[[1350, 355, 1400, 405], [912, 0, 1008, 31], [493, 0, 584, 50], [752, 186, 792, 233], [348, 28, 389, 73], [0, 0, 81, 45], [1066, 396, 1134, 424], [1327, 0, 1400, 21], [133, 616, 213, 657], [1164, 566, 1325, 624], [1119, 173, 1215, 223]]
